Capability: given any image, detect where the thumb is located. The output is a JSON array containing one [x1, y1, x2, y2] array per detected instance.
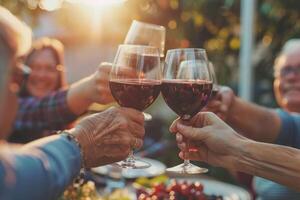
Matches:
[[176, 123, 209, 141]]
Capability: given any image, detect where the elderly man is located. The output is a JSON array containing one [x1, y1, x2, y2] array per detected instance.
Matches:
[[203, 40, 300, 199], [0, 6, 144, 200]]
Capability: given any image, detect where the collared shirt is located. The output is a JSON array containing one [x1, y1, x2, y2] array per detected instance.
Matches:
[[254, 109, 300, 200], [0, 135, 81, 200], [10, 90, 77, 143]]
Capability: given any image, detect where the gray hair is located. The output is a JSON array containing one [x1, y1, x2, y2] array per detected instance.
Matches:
[[0, 6, 32, 99], [274, 39, 300, 77], [281, 39, 300, 54]]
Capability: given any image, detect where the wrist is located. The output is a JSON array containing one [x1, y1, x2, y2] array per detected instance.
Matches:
[[80, 75, 95, 105], [59, 130, 86, 169], [67, 76, 94, 115], [235, 139, 257, 175], [226, 95, 239, 123], [233, 138, 256, 172]]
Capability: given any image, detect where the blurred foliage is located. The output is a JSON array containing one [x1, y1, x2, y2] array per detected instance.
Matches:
[[128, 0, 300, 106]]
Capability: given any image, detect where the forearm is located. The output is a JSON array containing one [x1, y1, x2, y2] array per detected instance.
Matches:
[[227, 97, 280, 143], [67, 75, 93, 115], [0, 135, 81, 199], [235, 139, 300, 191]]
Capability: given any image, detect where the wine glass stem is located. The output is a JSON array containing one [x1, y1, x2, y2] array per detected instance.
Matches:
[[126, 150, 135, 164], [184, 159, 190, 167]]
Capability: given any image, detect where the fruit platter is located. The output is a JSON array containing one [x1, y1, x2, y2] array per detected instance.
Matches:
[[60, 175, 250, 200], [135, 179, 224, 200], [132, 176, 251, 200]]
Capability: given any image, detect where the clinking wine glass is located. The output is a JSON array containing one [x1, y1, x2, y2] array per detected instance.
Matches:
[[125, 20, 166, 120], [109, 44, 161, 169], [125, 20, 166, 57], [161, 48, 213, 174]]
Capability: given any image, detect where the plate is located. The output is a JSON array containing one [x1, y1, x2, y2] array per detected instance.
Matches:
[[92, 157, 166, 179], [176, 178, 251, 200]]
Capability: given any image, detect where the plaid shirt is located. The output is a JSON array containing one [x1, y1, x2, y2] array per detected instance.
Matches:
[[10, 90, 77, 143]]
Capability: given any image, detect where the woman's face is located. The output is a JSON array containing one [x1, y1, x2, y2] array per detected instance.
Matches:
[[26, 49, 60, 98]]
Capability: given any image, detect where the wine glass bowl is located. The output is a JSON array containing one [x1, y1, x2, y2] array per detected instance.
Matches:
[[125, 20, 166, 57], [109, 44, 162, 169]]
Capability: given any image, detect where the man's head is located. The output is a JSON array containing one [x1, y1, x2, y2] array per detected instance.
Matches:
[[274, 39, 300, 113], [0, 6, 31, 138]]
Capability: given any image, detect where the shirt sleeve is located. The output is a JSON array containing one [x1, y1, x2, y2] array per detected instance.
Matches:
[[0, 135, 81, 200], [275, 109, 300, 148], [13, 90, 78, 133]]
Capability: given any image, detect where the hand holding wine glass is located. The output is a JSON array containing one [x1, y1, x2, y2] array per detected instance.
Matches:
[[109, 44, 161, 169], [161, 48, 213, 174]]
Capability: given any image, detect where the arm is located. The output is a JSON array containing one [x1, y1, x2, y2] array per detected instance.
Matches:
[[66, 63, 113, 115], [13, 63, 114, 133], [0, 135, 81, 200], [236, 140, 300, 191], [207, 87, 281, 143], [171, 112, 300, 191], [227, 96, 281, 143], [1, 107, 145, 199]]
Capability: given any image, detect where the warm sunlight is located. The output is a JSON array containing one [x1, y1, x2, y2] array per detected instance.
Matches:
[[66, 0, 126, 7], [64, 0, 127, 39]]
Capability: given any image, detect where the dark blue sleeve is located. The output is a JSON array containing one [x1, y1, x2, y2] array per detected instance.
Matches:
[[0, 135, 81, 200], [275, 109, 300, 148]]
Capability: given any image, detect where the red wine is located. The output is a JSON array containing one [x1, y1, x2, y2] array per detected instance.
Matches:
[[109, 79, 161, 111], [161, 80, 212, 119]]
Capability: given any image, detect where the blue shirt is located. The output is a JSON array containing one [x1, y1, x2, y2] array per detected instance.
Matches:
[[254, 109, 300, 200], [0, 135, 81, 200]]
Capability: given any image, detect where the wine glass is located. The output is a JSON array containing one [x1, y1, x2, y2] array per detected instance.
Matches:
[[109, 44, 161, 169], [161, 48, 213, 174], [125, 20, 166, 57], [125, 20, 166, 120], [208, 62, 219, 99]]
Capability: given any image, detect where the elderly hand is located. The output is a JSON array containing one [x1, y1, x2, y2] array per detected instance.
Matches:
[[170, 112, 248, 169], [70, 107, 145, 168], [203, 86, 235, 121]]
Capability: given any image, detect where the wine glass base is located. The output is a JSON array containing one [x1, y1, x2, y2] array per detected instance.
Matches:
[[113, 158, 151, 169], [166, 163, 208, 174]]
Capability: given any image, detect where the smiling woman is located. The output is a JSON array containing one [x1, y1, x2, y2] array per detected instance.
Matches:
[[20, 37, 66, 98]]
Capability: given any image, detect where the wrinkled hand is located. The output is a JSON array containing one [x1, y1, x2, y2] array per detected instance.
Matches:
[[204, 86, 235, 121], [170, 112, 248, 169], [70, 107, 145, 168]]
